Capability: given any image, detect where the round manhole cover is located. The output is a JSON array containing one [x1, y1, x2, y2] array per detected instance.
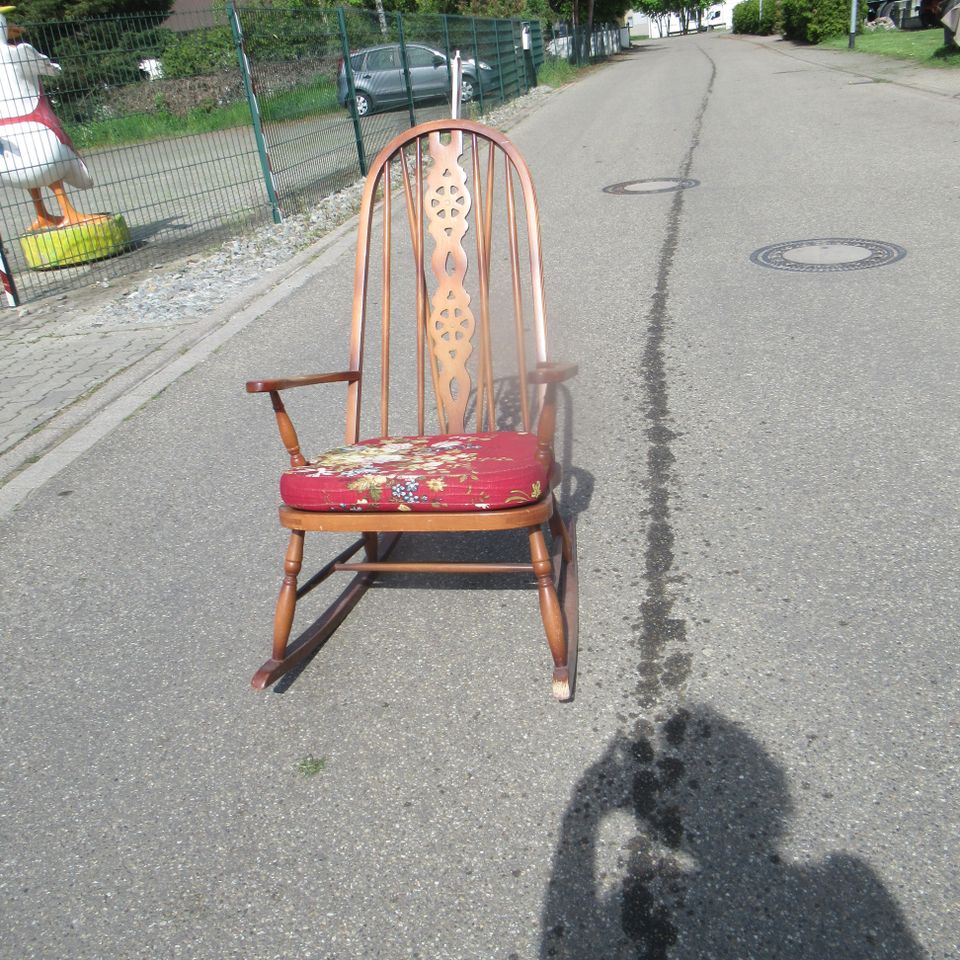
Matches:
[[603, 178, 699, 195], [751, 239, 906, 272]]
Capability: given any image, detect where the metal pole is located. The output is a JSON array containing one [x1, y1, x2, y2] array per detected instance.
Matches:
[[450, 49, 462, 119], [494, 20, 506, 102], [759, 0, 764, 29], [471, 17, 484, 113], [396, 13, 417, 129], [0, 234, 19, 307], [849, 0, 859, 47], [442, 14, 454, 106], [229, 0, 282, 223], [337, 6, 367, 176]]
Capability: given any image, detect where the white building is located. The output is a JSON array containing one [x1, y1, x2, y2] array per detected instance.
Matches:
[[630, 2, 734, 39]]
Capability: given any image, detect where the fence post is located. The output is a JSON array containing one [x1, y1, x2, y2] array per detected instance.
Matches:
[[337, 6, 368, 176], [515, 21, 528, 95], [493, 20, 506, 102], [471, 17, 484, 113], [228, 0, 282, 224], [442, 14, 454, 103], [396, 12, 417, 129], [0, 234, 19, 308]]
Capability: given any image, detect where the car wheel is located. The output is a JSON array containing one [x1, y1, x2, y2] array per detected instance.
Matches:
[[460, 76, 475, 103], [355, 91, 373, 117]]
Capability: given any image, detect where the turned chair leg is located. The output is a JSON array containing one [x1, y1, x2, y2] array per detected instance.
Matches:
[[528, 525, 570, 700], [271, 530, 305, 662]]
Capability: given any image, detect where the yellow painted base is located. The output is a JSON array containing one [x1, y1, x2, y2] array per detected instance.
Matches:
[[20, 215, 131, 270]]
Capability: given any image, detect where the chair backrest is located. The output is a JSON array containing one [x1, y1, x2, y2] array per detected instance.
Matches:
[[344, 119, 549, 443]]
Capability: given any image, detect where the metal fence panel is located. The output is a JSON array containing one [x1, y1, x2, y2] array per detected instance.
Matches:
[[0, 9, 269, 305], [546, 22, 624, 64], [232, 3, 367, 216], [0, 5, 549, 306]]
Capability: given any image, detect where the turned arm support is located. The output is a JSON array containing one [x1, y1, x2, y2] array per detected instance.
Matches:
[[528, 362, 578, 464], [245, 370, 360, 469]]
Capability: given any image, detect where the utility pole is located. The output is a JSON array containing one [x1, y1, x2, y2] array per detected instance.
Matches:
[[849, 0, 859, 47]]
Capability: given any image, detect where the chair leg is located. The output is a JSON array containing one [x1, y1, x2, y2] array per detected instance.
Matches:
[[528, 525, 571, 701], [272, 530, 305, 662], [251, 530, 304, 689]]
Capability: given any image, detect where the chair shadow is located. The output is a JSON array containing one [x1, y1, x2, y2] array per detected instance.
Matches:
[[539, 705, 927, 959]]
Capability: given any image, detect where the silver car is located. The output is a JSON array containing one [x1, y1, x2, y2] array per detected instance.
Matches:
[[336, 43, 496, 117]]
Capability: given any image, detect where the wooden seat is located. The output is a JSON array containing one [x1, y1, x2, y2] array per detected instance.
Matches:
[[246, 118, 578, 700]]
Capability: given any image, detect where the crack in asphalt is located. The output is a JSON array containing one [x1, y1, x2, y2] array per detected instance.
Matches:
[[633, 44, 716, 713], [621, 41, 717, 957]]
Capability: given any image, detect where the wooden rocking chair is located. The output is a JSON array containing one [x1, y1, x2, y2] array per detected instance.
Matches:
[[246, 119, 579, 700]]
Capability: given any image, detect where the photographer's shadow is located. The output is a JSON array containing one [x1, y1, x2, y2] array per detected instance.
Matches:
[[541, 706, 925, 959]]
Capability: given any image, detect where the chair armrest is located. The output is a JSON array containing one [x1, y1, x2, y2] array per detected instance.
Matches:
[[246, 371, 359, 469], [246, 371, 360, 394], [528, 362, 578, 384]]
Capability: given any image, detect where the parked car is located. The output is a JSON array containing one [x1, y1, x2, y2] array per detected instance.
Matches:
[[336, 43, 496, 117]]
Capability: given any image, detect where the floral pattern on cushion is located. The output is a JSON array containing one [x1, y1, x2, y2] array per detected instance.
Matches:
[[280, 432, 550, 513]]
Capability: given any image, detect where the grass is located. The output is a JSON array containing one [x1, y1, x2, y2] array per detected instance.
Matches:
[[64, 77, 341, 151], [295, 754, 327, 777], [821, 28, 960, 66], [536, 57, 584, 88]]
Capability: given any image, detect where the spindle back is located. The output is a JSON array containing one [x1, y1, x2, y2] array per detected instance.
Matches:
[[345, 119, 550, 443]]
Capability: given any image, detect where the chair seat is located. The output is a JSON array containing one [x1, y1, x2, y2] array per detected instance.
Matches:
[[280, 432, 551, 513]]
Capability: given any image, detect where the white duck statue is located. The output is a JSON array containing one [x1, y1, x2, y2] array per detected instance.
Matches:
[[0, 6, 100, 232]]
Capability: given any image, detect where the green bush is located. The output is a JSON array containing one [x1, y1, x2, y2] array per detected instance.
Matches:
[[781, 0, 861, 42], [160, 26, 235, 77], [732, 0, 779, 33], [27, 18, 169, 122]]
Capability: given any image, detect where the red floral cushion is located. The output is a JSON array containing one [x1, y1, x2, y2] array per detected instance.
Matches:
[[280, 432, 550, 512]]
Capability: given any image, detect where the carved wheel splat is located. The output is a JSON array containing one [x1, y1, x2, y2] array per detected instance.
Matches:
[[425, 130, 475, 432]]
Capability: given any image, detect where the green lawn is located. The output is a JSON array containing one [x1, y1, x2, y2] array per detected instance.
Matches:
[[821, 27, 960, 66]]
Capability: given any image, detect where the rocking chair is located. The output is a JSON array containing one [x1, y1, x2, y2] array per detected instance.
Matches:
[[246, 119, 578, 700]]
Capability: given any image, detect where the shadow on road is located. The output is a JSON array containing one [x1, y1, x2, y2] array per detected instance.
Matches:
[[540, 705, 925, 959]]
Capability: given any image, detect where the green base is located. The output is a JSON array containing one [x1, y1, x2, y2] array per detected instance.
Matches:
[[21, 214, 131, 270]]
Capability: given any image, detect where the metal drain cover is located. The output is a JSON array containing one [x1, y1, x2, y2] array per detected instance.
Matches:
[[603, 178, 699, 195], [751, 238, 906, 272]]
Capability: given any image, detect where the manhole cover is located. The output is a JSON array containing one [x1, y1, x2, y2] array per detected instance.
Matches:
[[603, 178, 700, 195], [751, 239, 906, 272]]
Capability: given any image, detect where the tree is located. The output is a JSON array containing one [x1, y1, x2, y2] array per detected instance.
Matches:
[[17, 0, 173, 20], [636, 0, 671, 35]]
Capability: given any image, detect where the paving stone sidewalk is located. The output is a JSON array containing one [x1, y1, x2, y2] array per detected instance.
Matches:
[[0, 301, 179, 462]]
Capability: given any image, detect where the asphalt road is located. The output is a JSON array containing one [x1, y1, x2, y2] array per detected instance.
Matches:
[[1, 34, 958, 959]]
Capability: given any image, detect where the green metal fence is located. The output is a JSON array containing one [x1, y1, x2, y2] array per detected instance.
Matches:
[[0, 5, 551, 306]]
